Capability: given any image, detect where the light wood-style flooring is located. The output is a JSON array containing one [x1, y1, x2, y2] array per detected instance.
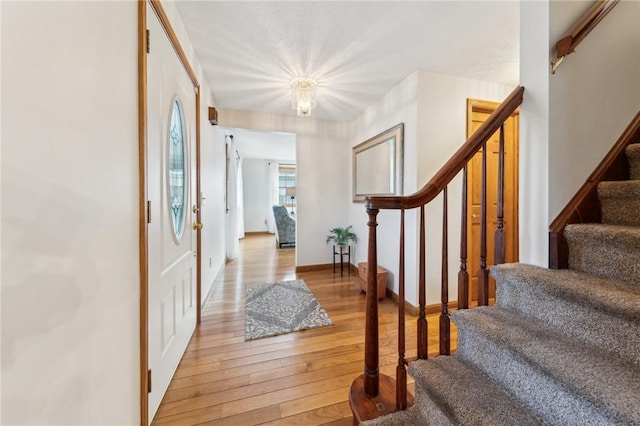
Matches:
[[152, 234, 455, 425]]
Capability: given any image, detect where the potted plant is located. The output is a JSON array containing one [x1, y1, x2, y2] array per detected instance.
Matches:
[[326, 226, 358, 250]]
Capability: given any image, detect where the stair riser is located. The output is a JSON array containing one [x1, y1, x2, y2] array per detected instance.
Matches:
[[404, 386, 455, 426], [567, 236, 640, 285], [456, 328, 612, 426], [627, 146, 640, 180], [496, 281, 640, 366], [600, 197, 640, 226], [631, 163, 640, 180]]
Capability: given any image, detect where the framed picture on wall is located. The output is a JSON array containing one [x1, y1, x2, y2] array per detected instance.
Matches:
[[352, 123, 404, 202]]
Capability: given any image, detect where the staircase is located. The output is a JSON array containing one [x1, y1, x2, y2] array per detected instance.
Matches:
[[362, 144, 640, 425]]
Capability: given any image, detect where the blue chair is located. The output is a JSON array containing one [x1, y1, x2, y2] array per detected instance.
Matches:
[[272, 205, 295, 248]]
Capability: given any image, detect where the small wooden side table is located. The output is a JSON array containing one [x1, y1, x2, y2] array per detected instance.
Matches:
[[333, 245, 351, 276], [356, 262, 388, 300]]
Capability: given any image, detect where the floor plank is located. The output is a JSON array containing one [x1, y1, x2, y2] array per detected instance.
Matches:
[[152, 234, 456, 425]]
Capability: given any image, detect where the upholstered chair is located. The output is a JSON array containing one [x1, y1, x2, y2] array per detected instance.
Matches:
[[272, 205, 296, 248]]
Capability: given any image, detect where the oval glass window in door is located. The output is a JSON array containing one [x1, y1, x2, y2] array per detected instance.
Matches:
[[168, 98, 187, 241]]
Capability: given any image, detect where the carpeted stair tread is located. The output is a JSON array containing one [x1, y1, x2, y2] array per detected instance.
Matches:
[[565, 223, 640, 285], [454, 306, 640, 425], [598, 180, 640, 226], [407, 356, 545, 425], [626, 143, 640, 180], [492, 263, 640, 365]]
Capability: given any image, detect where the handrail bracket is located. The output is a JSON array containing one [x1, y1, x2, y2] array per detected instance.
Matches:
[[551, 55, 566, 74]]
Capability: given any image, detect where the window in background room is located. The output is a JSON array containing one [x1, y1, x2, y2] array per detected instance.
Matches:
[[278, 165, 296, 215]]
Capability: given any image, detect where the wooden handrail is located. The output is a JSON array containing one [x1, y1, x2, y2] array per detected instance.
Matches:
[[365, 86, 524, 210], [552, 0, 619, 73]]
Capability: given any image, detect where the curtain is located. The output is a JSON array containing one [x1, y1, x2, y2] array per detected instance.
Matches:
[[225, 136, 240, 259], [267, 161, 279, 234], [237, 157, 245, 239]]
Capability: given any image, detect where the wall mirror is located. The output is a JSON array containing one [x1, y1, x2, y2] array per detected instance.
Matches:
[[352, 123, 404, 202]]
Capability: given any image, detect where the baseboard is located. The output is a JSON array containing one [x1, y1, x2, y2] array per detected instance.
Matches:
[[385, 289, 419, 315], [385, 288, 458, 316], [296, 263, 332, 272], [244, 231, 272, 236], [200, 265, 225, 312], [296, 263, 358, 273]]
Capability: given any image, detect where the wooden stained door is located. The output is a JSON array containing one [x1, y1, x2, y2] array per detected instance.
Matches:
[[467, 99, 519, 303]]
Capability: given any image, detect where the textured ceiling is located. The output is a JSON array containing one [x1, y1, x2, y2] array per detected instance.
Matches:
[[175, 1, 520, 122]]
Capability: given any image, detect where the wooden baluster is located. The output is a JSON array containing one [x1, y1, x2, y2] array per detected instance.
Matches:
[[364, 207, 380, 396], [458, 166, 469, 310], [396, 209, 407, 410], [440, 188, 450, 355], [417, 205, 428, 359], [494, 124, 506, 266], [478, 142, 489, 306]]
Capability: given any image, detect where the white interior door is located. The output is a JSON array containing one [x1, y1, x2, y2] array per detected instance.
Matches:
[[147, 7, 197, 421]]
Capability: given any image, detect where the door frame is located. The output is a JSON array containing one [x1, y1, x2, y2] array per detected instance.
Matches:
[[466, 98, 519, 303], [138, 1, 202, 425]]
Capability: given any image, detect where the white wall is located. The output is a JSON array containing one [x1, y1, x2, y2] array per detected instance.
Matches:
[[348, 72, 420, 305], [1, 2, 139, 424], [416, 70, 512, 305], [347, 70, 511, 307], [242, 159, 271, 232], [548, 0, 640, 219], [1, 2, 228, 423], [519, 0, 551, 267], [518, 0, 640, 267], [161, 1, 227, 305], [199, 112, 227, 300], [219, 110, 350, 267]]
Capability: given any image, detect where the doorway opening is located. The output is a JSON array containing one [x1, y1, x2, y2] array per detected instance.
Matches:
[[220, 127, 297, 256]]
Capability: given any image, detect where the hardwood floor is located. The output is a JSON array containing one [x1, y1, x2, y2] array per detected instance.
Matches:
[[153, 234, 456, 425]]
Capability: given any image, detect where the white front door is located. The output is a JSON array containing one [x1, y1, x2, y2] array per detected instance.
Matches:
[[146, 7, 197, 421]]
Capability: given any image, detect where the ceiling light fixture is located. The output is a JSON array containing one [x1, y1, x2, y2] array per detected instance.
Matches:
[[290, 77, 317, 117]]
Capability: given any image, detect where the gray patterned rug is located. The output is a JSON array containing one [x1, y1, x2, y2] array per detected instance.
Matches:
[[245, 279, 333, 341]]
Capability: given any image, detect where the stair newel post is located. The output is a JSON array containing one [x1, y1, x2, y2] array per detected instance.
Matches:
[[418, 205, 428, 359], [396, 209, 407, 410], [458, 166, 469, 310], [478, 142, 489, 306], [440, 187, 451, 355], [364, 207, 380, 396], [494, 124, 506, 266]]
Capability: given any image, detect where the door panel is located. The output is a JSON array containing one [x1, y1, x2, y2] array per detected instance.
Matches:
[[467, 106, 519, 303], [147, 7, 197, 421]]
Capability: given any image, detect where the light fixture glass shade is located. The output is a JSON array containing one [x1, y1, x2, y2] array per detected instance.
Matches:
[[290, 78, 317, 117]]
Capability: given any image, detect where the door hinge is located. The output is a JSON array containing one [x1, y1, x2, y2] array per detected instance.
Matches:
[[147, 369, 152, 393], [147, 200, 152, 224], [146, 29, 150, 53]]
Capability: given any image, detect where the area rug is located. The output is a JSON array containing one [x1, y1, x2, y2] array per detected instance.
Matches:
[[245, 279, 333, 341]]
